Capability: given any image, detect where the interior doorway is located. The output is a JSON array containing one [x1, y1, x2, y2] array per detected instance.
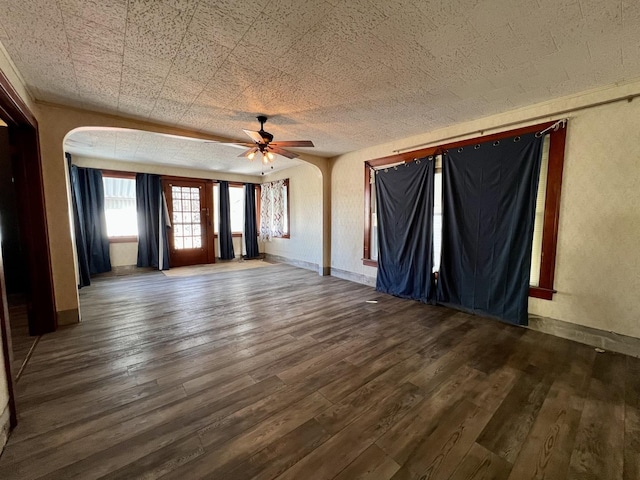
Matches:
[[0, 71, 57, 431], [0, 123, 34, 382]]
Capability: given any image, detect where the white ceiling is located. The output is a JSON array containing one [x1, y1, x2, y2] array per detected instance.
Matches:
[[65, 127, 302, 175], [1, 0, 639, 164]]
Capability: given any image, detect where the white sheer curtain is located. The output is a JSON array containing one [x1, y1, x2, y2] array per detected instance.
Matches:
[[260, 179, 286, 241]]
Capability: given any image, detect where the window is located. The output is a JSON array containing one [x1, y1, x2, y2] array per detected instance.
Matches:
[[259, 179, 290, 240], [369, 160, 443, 272], [102, 174, 137, 240], [530, 135, 550, 286], [213, 183, 245, 234], [363, 121, 566, 300]]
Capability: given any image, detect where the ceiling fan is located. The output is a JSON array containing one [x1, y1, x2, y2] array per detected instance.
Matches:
[[236, 116, 315, 164]]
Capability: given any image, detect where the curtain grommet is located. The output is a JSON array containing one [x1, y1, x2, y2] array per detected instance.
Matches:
[[493, 141, 500, 146], [535, 132, 543, 138], [457, 147, 463, 153], [514, 136, 521, 142], [474, 144, 480, 149]]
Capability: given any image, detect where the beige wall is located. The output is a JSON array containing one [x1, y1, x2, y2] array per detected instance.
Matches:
[[528, 99, 640, 338], [331, 79, 640, 339], [262, 163, 324, 270]]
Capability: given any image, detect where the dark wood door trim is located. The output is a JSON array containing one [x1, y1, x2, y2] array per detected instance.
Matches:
[[0, 68, 58, 430], [0, 246, 17, 430]]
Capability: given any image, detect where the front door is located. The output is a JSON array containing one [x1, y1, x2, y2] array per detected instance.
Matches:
[[164, 179, 214, 267]]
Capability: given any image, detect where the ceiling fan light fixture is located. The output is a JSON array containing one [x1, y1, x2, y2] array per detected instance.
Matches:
[[239, 116, 315, 165]]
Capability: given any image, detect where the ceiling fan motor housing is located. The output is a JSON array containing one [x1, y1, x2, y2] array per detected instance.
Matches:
[[256, 115, 274, 144]]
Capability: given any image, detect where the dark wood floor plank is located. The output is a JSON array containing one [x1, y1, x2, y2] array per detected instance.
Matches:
[[448, 442, 513, 480], [333, 444, 400, 480], [2, 375, 278, 479], [506, 383, 584, 479], [99, 435, 205, 480], [2, 384, 189, 463], [398, 399, 494, 480], [316, 353, 427, 435], [0, 264, 635, 479], [275, 383, 423, 480], [160, 392, 332, 479], [224, 419, 331, 480], [624, 355, 640, 480], [376, 366, 484, 465], [568, 352, 626, 480], [476, 369, 553, 463]]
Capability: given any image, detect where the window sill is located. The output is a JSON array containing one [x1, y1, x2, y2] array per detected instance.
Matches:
[[214, 233, 244, 238], [529, 286, 555, 300], [109, 236, 138, 244]]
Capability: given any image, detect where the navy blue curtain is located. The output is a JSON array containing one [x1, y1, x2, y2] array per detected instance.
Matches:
[[136, 174, 170, 270], [244, 183, 260, 258], [74, 166, 111, 275], [67, 154, 91, 287], [437, 133, 543, 325], [218, 181, 235, 260], [375, 158, 436, 303]]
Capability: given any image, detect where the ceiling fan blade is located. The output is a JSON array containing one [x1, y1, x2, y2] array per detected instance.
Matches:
[[239, 147, 259, 158], [270, 140, 314, 148], [269, 146, 299, 159], [243, 129, 265, 144]]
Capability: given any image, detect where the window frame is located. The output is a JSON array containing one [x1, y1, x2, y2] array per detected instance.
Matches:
[[101, 169, 138, 243], [212, 182, 261, 238], [258, 178, 291, 239], [362, 121, 566, 300], [212, 182, 248, 237]]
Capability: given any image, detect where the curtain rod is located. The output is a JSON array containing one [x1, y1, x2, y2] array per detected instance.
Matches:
[[393, 92, 638, 154]]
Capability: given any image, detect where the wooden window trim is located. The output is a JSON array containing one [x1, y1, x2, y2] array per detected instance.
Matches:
[[101, 169, 136, 180], [363, 121, 566, 300], [213, 233, 244, 238], [108, 236, 138, 243]]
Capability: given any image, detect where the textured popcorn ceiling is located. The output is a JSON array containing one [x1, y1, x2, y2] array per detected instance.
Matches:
[[2, 0, 640, 166], [65, 127, 301, 174]]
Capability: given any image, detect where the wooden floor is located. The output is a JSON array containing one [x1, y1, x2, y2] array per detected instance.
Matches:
[[0, 264, 638, 479]]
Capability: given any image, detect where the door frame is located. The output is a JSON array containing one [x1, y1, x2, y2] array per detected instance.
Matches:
[[163, 177, 216, 267], [0, 69, 57, 430]]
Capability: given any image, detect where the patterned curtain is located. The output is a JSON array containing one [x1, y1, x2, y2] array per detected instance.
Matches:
[[260, 180, 286, 241], [260, 183, 273, 242], [271, 179, 285, 237]]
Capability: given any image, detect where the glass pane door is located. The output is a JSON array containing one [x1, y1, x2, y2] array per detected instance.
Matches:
[[171, 185, 203, 250], [165, 180, 211, 267]]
